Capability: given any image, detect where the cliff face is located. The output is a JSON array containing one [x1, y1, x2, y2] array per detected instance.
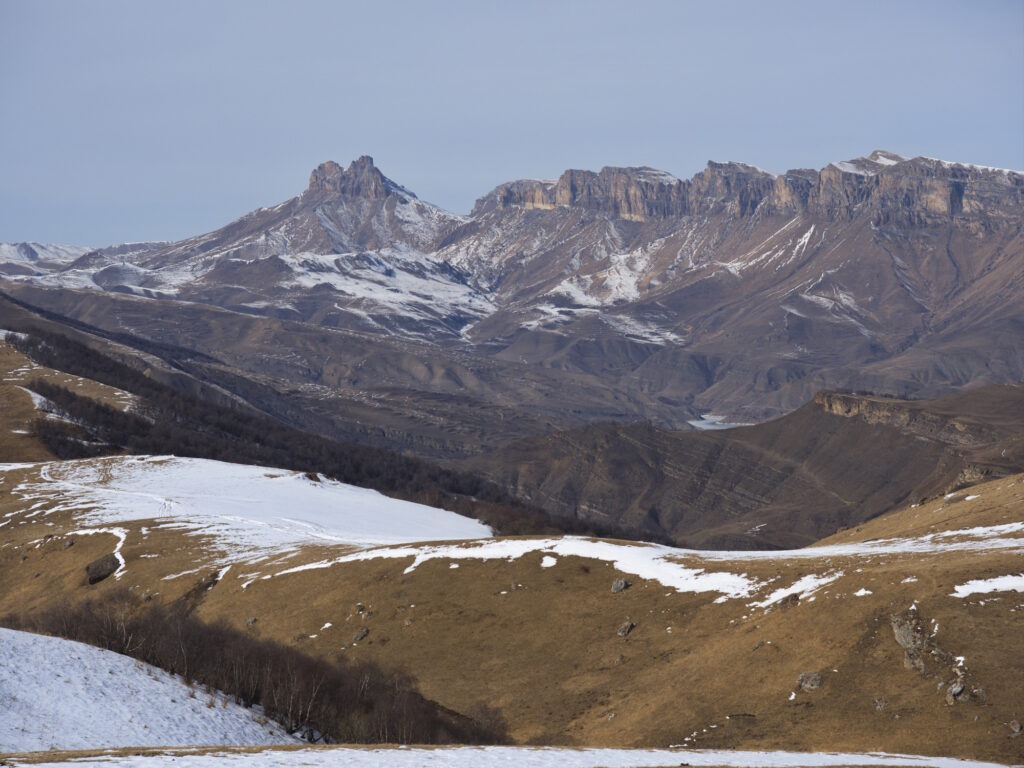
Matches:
[[476, 151, 1023, 231], [478, 166, 690, 221], [476, 162, 772, 221]]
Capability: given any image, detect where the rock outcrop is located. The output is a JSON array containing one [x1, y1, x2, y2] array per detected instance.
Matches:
[[85, 553, 120, 585], [305, 155, 410, 202]]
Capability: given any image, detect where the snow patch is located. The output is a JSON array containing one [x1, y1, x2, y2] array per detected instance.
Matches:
[[0, 627, 294, 751], [951, 573, 1024, 598], [277, 538, 763, 600], [750, 572, 844, 608], [17, 746, 1010, 767]]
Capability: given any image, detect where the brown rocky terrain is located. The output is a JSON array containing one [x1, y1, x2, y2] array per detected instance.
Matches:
[[463, 385, 1024, 549]]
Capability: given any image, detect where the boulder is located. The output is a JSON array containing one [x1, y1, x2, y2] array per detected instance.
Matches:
[[85, 553, 120, 585], [798, 672, 822, 691], [617, 621, 636, 638], [611, 578, 631, 593]]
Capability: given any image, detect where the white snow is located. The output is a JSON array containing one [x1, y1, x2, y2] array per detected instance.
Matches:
[[2, 456, 492, 566], [853, 588, 872, 597], [277, 538, 764, 600], [750, 572, 844, 608], [0, 627, 294, 751], [922, 157, 1024, 177], [0, 242, 92, 268], [951, 573, 1024, 598], [871, 154, 902, 167], [12, 745, 1009, 767], [633, 167, 682, 185], [687, 414, 753, 430], [280, 246, 494, 330], [540, 555, 557, 568], [833, 160, 870, 176]]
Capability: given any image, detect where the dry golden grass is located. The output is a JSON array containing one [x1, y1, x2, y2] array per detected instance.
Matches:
[[1, 461, 1021, 763], [0, 339, 136, 462]]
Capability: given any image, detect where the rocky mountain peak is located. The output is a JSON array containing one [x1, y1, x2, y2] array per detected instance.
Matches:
[[305, 156, 414, 201]]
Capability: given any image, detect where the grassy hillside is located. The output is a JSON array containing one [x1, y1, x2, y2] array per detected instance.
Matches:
[[1, 457, 1021, 762]]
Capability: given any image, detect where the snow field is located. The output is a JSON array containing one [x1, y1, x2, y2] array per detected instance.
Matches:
[[0, 627, 295, 752], [3, 456, 492, 566]]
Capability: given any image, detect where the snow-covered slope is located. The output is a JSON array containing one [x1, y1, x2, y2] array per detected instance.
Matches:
[[0, 627, 295, 752], [7, 746, 1008, 767], [5, 455, 492, 567], [0, 242, 92, 274]]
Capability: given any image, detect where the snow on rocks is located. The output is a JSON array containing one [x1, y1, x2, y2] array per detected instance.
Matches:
[[2, 456, 491, 566], [950, 573, 1024, 598], [0, 627, 295, 751], [9, 745, 1011, 767]]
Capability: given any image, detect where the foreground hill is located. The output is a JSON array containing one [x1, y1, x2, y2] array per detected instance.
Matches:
[[1, 456, 1021, 763], [464, 385, 1024, 549], [2, 150, 1021, 457], [0, 627, 294, 752]]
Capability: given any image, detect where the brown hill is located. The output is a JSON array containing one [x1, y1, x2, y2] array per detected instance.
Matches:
[[1, 461, 1021, 763], [463, 386, 1024, 549]]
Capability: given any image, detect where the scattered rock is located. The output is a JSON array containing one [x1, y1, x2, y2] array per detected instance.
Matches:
[[353, 627, 370, 643], [779, 593, 800, 610], [355, 602, 365, 613], [873, 698, 888, 711], [798, 672, 822, 691], [945, 680, 965, 705], [890, 612, 927, 672], [1009, 719, 1021, 735], [33, 571, 40, 579], [85, 553, 120, 585], [612, 578, 631, 593], [63, 539, 74, 549], [246, 617, 258, 627], [617, 620, 636, 638]]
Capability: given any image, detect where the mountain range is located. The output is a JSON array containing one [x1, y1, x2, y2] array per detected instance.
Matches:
[[1, 150, 1022, 541]]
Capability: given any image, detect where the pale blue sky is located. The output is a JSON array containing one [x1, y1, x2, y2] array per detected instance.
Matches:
[[2, 0, 1022, 245]]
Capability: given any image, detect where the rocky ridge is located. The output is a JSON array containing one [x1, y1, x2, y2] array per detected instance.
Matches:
[[1, 150, 1022, 453]]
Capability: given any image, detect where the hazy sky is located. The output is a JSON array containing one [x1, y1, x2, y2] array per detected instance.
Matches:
[[2, 0, 1022, 246]]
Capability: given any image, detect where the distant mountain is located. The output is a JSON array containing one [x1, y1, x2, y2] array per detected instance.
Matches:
[[0, 242, 93, 276], [2, 150, 1021, 456]]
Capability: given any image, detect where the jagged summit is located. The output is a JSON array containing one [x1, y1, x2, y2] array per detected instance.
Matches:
[[305, 156, 417, 201]]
